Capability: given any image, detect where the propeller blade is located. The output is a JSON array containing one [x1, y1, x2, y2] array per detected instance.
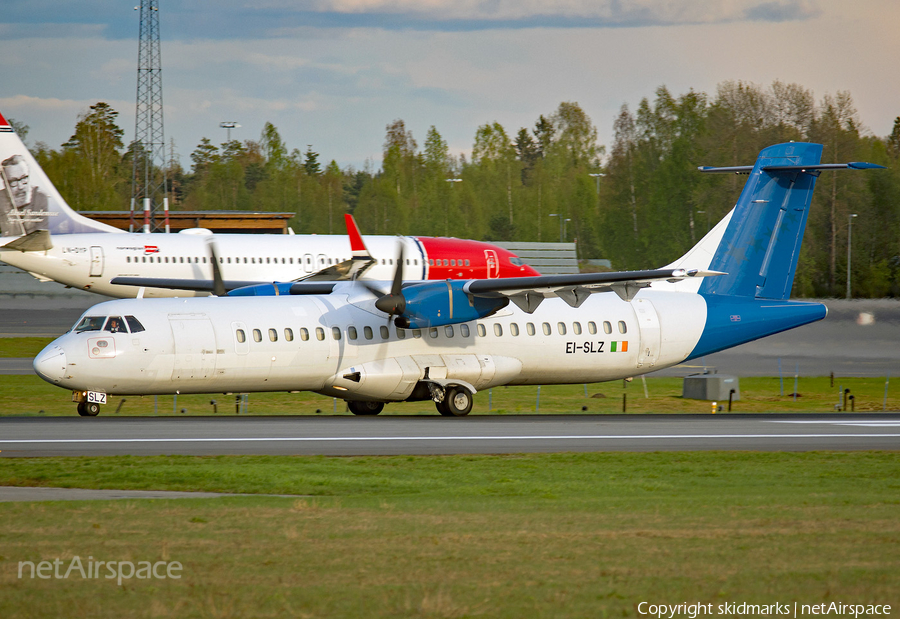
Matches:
[[207, 239, 226, 297], [390, 240, 405, 297], [374, 240, 407, 317]]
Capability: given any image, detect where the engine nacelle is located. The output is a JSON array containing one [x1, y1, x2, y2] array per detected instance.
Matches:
[[396, 280, 508, 329]]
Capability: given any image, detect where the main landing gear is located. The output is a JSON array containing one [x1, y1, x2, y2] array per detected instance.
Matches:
[[76, 401, 101, 417], [347, 400, 385, 416], [434, 385, 474, 417]]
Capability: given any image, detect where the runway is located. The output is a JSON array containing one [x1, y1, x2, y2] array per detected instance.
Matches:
[[1, 414, 897, 457]]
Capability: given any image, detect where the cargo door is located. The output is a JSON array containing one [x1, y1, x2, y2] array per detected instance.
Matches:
[[89, 246, 103, 277], [169, 314, 217, 380], [634, 297, 661, 368]]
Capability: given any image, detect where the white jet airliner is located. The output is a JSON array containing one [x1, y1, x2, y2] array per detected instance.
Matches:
[[0, 111, 537, 298], [34, 142, 883, 416]]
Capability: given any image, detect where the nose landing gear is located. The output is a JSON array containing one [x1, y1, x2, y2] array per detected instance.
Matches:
[[76, 401, 101, 417]]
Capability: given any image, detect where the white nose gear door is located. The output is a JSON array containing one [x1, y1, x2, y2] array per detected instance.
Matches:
[[634, 297, 661, 368]]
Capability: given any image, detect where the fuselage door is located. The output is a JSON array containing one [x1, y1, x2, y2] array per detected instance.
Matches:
[[89, 246, 103, 277], [169, 314, 217, 380], [232, 321, 249, 355], [634, 298, 661, 368], [303, 253, 313, 273], [485, 249, 499, 279]]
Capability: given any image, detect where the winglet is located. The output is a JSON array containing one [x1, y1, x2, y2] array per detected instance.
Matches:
[[344, 214, 368, 257]]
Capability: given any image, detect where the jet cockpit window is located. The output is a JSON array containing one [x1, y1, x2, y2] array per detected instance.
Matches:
[[125, 316, 146, 333], [510, 257, 523, 266], [104, 316, 127, 334], [74, 316, 106, 333]]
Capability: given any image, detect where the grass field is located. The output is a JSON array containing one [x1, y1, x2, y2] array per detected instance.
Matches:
[[1, 452, 898, 618], [1, 372, 895, 417]]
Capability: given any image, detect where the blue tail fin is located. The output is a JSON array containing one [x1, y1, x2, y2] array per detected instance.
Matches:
[[697, 142, 885, 299], [699, 142, 822, 300]]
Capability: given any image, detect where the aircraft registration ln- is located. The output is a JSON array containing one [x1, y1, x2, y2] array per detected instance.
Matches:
[[34, 143, 884, 416], [0, 111, 537, 298]]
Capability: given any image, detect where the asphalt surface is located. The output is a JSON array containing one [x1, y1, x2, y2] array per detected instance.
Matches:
[[3, 296, 899, 377], [0, 414, 897, 457]]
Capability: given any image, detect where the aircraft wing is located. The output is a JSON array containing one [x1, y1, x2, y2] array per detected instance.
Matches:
[[109, 277, 266, 293], [462, 268, 722, 309]]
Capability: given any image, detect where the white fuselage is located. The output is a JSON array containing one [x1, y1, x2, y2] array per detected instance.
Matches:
[[35, 289, 707, 399], [1, 232, 428, 298]]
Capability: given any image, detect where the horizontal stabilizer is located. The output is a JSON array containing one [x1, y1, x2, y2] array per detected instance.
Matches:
[[699, 162, 885, 174], [0, 229, 52, 252]]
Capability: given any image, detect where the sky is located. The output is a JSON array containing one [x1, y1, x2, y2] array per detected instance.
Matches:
[[0, 0, 898, 171]]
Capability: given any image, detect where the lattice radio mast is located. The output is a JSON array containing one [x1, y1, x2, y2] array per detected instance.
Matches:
[[130, 0, 169, 233]]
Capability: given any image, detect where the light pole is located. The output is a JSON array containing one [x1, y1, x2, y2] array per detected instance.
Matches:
[[549, 214, 571, 243], [219, 121, 240, 143], [445, 178, 462, 236], [847, 213, 857, 299], [589, 173, 605, 213]]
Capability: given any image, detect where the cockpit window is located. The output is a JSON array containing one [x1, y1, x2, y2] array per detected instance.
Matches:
[[510, 257, 524, 266], [74, 316, 106, 333], [104, 316, 127, 333], [125, 315, 146, 333]]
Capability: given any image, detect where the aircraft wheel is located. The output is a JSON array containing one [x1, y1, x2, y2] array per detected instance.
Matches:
[[435, 398, 453, 416], [77, 401, 101, 417], [347, 400, 384, 416], [444, 387, 473, 417]]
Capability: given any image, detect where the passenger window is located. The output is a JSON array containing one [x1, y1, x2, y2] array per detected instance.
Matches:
[[300, 328, 309, 341], [465, 259, 470, 266], [510, 323, 519, 336], [429, 259, 434, 266], [460, 324, 470, 338], [493, 323, 503, 337], [348, 326, 358, 340], [125, 316, 146, 333], [526, 322, 535, 336], [477, 324, 486, 337], [397, 328, 406, 339], [429, 327, 439, 338], [603, 321, 612, 334], [588, 321, 597, 335], [364, 326, 373, 340], [269, 328, 278, 342], [315, 327, 325, 341], [126, 256, 131, 263], [573, 322, 582, 335], [236, 329, 246, 343], [618, 321, 627, 334], [443, 259, 449, 266], [103, 316, 126, 333], [380, 326, 389, 339], [412, 329, 422, 339], [445, 325, 454, 338], [253, 329, 262, 343], [542, 322, 551, 336], [284, 328, 294, 342], [557, 322, 567, 335], [332, 327, 341, 340], [450, 259, 455, 266]]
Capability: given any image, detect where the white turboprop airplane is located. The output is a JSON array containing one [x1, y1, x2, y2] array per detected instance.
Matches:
[[34, 142, 883, 416], [0, 111, 538, 298]]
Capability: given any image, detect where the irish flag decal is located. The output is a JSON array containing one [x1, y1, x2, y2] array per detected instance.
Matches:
[[610, 341, 629, 353]]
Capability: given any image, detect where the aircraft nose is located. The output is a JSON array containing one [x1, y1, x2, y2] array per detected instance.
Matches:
[[33, 345, 67, 384]]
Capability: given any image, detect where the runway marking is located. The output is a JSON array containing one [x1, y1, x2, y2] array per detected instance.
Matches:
[[767, 420, 900, 427], [1, 433, 898, 445]]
